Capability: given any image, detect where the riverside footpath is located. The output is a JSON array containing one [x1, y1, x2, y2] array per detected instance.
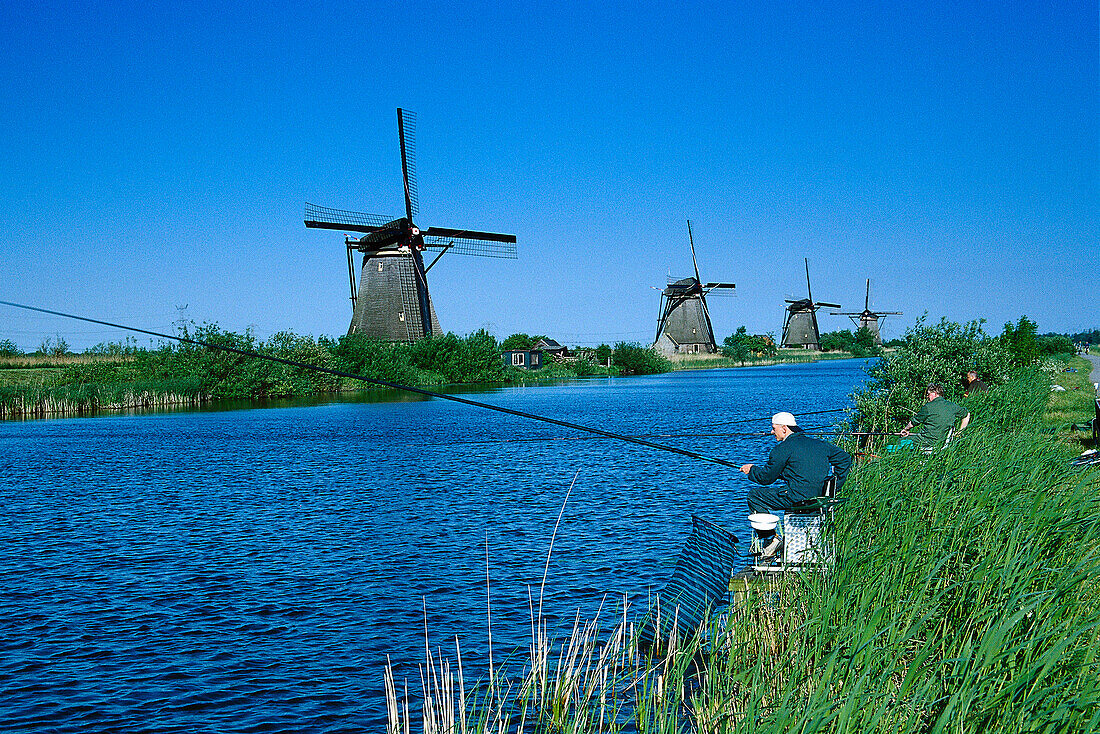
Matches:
[[1085, 352, 1100, 386]]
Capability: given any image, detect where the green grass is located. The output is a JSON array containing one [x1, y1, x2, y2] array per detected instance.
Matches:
[[386, 369, 1100, 733], [0, 367, 63, 386], [672, 349, 859, 371], [1045, 355, 1096, 431]]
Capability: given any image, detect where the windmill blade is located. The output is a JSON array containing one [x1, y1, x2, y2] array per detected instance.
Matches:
[[702, 282, 735, 298], [687, 220, 703, 285], [422, 232, 517, 259], [422, 226, 516, 243], [817, 302, 842, 309], [864, 279, 871, 311], [804, 258, 813, 302], [304, 203, 401, 233], [397, 108, 419, 221]]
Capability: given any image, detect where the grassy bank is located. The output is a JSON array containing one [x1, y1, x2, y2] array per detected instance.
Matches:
[[671, 349, 860, 371], [386, 367, 1100, 732], [0, 327, 651, 419], [1045, 356, 1097, 449]]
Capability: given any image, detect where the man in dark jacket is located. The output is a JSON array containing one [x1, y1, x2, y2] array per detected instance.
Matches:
[[965, 371, 988, 396], [740, 411, 852, 557]]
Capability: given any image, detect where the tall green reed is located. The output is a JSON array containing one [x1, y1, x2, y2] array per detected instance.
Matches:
[[385, 369, 1100, 733]]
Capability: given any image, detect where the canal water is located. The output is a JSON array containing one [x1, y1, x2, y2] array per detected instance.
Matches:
[[0, 360, 870, 732]]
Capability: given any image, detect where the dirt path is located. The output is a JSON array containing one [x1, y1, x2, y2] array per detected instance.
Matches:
[[1085, 353, 1100, 389]]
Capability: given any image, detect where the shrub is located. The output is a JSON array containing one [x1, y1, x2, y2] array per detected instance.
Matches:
[[501, 333, 546, 351], [721, 326, 777, 361], [37, 335, 71, 357], [1037, 334, 1074, 356], [612, 342, 672, 375], [1001, 315, 1040, 367], [851, 315, 1014, 436]]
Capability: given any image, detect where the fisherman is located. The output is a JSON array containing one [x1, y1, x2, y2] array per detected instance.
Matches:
[[900, 383, 970, 452], [965, 370, 988, 396], [740, 412, 852, 558]]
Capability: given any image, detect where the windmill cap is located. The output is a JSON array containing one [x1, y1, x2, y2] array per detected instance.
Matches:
[[772, 411, 798, 426]]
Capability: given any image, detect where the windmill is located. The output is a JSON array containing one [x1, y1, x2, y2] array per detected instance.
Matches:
[[781, 259, 841, 350], [831, 279, 901, 346], [305, 109, 517, 341], [653, 221, 735, 355]]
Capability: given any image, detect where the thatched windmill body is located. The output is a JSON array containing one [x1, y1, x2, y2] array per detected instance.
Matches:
[[831, 279, 901, 346], [653, 221, 735, 355], [305, 109, 517, 341], [781, 259, 840, 350]]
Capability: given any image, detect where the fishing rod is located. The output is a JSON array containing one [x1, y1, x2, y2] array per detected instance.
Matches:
[[803, 431, 904, 437], [445, 430, 774, 446], [693, 407, 848, 429], [444, 420, 849, 446], [2, 300, 778, 471]]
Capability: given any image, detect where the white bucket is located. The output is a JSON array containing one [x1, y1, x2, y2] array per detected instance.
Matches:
[[748, 513, 780, 531]]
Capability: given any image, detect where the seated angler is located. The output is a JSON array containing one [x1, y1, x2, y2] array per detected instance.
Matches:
[[900, 383, 970, 453], [740, 412, 852, 558]]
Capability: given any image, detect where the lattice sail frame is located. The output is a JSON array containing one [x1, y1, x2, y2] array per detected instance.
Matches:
[[422, 233, 517, 258]]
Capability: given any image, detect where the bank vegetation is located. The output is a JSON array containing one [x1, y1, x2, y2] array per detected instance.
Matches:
[[383, 315, 1097, 733]]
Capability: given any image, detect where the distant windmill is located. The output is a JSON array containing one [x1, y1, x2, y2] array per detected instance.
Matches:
[[831, 279, 901, 346], [781, 259, 841, 350], [305, 108, 517, 341], [653, 221, 735, 355]]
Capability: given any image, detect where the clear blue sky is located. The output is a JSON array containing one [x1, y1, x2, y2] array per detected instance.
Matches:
[[1, 0, 1096, 350]]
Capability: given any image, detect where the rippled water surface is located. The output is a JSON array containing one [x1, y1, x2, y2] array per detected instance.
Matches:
[[1, 360, 869, 732]]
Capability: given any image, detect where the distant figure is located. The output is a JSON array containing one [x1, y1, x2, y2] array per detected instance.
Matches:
[[901, 384, 970, 452], [740, 412, 852, 557], [965, 370, 988, 396]]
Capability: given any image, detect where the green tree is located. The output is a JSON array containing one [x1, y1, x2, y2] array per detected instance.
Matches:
[[722, 327, 777, 362], [501, 333, 547, 351], [612, 342, 672, 375], [1001, 316, 1040, 368], [850, 315, 1014, 435], [38, 334, 70, 356], [0, 339, 21, 357], [595, 344, 613, 364], [820, 329, 855, 352], [721, 327, 753, 363], [1036, 334, 1074, 356]]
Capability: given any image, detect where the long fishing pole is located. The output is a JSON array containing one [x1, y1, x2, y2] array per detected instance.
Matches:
[[2, 300, 768, 470], [444, 421, 851, 446], [693, 407, 848, 428]]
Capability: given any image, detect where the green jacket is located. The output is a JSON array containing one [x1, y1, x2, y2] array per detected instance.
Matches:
[[747, 431, 852, 501], [910, 396, 969, 450]]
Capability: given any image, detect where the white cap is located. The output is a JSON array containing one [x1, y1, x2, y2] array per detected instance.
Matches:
[[771, 411, 798, 426]]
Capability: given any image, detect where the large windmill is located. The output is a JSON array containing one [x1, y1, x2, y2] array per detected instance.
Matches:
[[781, 259, 841, 350], [305, 109, 517, 341], [831, 279, 901, 346], [653, 221, 735, 355]]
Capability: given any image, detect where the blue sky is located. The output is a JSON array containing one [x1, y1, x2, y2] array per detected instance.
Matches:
[[1, 1, 1096, 350]]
